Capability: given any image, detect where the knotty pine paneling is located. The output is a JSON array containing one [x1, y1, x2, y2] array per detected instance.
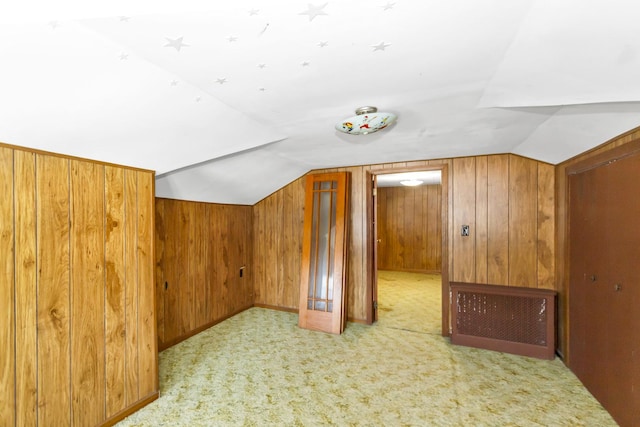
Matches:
[[452, 157, 477, 282], [474, 156, 489, 283], [486, 155, 510, 285], [155, 198, 166, 344], [253, 177, 305, 310], [36, 154, 71, 426], [0, 147, 15, 426], [0, 142, 158, 427], [137, 171, 157, 398], [71, 160, 106, 426], [124, 170, 141, 406], [14, 150, 37, 425], [537, 163, 555, 290], [556, 125, 640, 361], [155, 198, 253, 350], [376, 185, 442, 272], [105, 165, 127, 417], [253, 155, 554, 323], [508, 155, 538, 287]]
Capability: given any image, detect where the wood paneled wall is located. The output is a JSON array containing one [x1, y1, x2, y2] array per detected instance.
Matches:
[[377, 185, 442, 273], [253, 177, 306, 310], [556, 125, 640, 360], [155, 198, 253, 350], [0, 143, 157, 427], [451, 155, 555, 288], [252, 155, 555, 322]]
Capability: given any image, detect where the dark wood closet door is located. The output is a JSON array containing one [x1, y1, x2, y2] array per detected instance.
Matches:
[[569, 152, 640, 427]]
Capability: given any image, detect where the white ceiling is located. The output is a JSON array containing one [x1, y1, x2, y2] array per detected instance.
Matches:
[[2, 1, 639, 205]]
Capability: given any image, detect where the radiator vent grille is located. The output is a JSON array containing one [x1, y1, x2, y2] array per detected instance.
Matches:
[[450, 282, 556, 359]]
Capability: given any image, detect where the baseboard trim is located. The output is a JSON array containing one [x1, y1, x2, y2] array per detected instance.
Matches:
[[100, 391, 159, 427], [158, 305, 253, 351], [253, 303, 298, 313]]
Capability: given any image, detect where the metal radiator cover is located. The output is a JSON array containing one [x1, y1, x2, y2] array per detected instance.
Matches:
[[450, 282, 557, 359]]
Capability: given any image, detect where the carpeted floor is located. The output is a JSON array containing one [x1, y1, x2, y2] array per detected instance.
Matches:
[[116, 271, 616, 426], [376, 270, 442, 334]]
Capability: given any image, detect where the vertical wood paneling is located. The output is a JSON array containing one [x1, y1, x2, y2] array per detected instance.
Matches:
[[508, 156, 537, 287], [218, 205, 230, 317], [282, 179, 304, 308], [137, 171, 157, 397], [156, 199, 253, 349], [36, 154, 71, 426], [395, 183, 406, 269], [475, 156, 488, 283], [14, 150, 37, 425], [274, 192, 285, 306], [487, 155, 510, 285], [181, 203, 194, 332], [208, 204, 221, 319], [349, 167, 366, 319], [163, 201, 182, 341], [105, 165, 126, 417], [2, 143, 157, 427], [452, 157, 476, 282], [154, 198, 166, 345], [264, 195, 278, 306], [70, 160, 105, 426], [124, 170, 140, 405], [376, 186, 388, 267], [404, 186, 416, 270], [0, 147, 15, 426], [376, 185, 442, 272], [537, 163, 555, 290], [191, 202, 208, 328], [253, 154, 555, 322]]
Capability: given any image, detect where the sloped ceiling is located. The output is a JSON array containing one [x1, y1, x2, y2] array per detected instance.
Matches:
[[1, 1, 639, 205]]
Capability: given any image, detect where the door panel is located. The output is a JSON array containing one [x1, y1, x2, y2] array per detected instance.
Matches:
[[568, 152, 640, 427], [299, 173, 349, 334]]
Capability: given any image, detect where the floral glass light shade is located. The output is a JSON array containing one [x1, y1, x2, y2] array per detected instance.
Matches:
[[335, 106, 397, 135]]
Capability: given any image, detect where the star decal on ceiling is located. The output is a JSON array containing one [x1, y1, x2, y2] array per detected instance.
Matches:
[[259, 87, 266, 92], [227, 35, 238, 42], [257, 63, 267, 69], [164, 37, 189, 52], [119, 16, 131, 22], [49, 21, 59, 30], [119, 53, 129, 60], [299, 3, 328, 21], [195, 96, 202, 102], [372, 41, 391, 51], [249, 9, 260, 16], [382, 2, 395, 11], [318, 41, 328, 47], [170, 80, 179, 86], [259, 23, 270, 35], [216, 78, 228, 84], [301, 61, 310, 67]]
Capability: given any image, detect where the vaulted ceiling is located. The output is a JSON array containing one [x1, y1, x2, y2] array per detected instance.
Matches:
[[2, 1, 639, 204]]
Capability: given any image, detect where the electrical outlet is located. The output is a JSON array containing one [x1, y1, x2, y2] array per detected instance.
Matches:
[[461, 225, 470, 236]]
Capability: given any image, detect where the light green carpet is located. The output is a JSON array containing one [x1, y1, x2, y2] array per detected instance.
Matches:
[[376, 270, 441, 334], [116, 280, 616, 426]]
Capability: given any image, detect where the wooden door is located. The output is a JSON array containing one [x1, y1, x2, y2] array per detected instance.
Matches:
[[367, 172, 379, 323], [569, 151, 640, 427], [299, 172, 350, 334]]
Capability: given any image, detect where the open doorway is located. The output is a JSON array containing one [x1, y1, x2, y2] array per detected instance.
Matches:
[[366, 166, 449, 336]]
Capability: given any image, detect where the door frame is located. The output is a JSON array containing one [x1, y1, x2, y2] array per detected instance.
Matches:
[[365, 164, 450, 336]]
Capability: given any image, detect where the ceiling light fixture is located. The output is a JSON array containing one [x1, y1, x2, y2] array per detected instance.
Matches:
[[335, 106, 397, 135], [400, 179, 423, 187]]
